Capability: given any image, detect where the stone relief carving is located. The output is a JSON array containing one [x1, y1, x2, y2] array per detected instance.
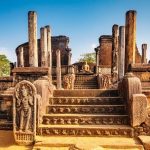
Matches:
[[97, 74, 112, 89], [13, 80, 37, 145], [63, 74, 75, 89]]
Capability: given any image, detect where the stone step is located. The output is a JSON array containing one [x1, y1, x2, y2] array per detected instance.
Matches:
[[46, 105, 126, 115], [74, 86, 98, 89], [37, 125, 133, 137], [42, 114, 129, 125], [53, 89, 119, 97], [49, 97, 124, 105]]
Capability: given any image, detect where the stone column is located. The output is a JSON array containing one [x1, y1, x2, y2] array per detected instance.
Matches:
[[28, 11, 38, 67], [111, 24, 119, 82], [125, 10, 136, 72], [18, 47, 24, 67], [56, 49, 62, 89], [68, 48, 72, 66], [118, 26, 125, 80], [95, 47, 100, 74], [40, 27, 48, 67], [45, 26, 52, 68], [142, 44, 147, 63]]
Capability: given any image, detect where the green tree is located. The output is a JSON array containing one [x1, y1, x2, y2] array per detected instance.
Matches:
[[78, 52, 96, 63], [0, 55, 10, 76]]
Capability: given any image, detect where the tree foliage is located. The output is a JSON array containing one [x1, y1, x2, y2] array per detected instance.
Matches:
[[0, 55, 10, 76], [78, 52, 96, 63]]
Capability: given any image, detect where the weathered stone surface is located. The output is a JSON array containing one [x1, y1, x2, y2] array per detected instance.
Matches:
[[142, 44, 147, 64], [33, 76, 55, 125], [118, 26, 125, 80], [28, 11, 38, 67], [13, 80, 37, 145], [63, 74, 75, 89], [97, 74, 111, 89], [131, 94, 148, 127], [40, 27, 48, 67], [121, 72, 142, 103], [99, 35, 112, 67], [111, 24, 119, 83], [125, 10, 136, 72], [17, 46, 24, 67], [56, 49, 62, 89]]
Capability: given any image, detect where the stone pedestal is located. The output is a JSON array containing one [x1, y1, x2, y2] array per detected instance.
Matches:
[[125, 10, 136, 72], [56, 49, 62, 89], [40, 27, 48, 67], [118, 26, 125, 80], [111, 24, 119, 82], [28, 11, 38, 67], [142, 44, 147, 64]]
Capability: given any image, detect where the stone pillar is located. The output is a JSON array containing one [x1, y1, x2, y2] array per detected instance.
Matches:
[[56, 49, 62, 89], [45, 26, 52, 68], [95, 47, 100, 74], [118, 26, 125, 80], [142, 44, 147, 63], [125, 10, 136, 72], [17, 47, 24, 67], [28, 11, 38, 67], [40, 27, 48, 67], [68, 49, 72, 66], [111, 24, 119, 82]]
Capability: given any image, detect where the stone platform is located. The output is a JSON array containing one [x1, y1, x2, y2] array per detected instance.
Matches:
[[0, 130, 144, 150]]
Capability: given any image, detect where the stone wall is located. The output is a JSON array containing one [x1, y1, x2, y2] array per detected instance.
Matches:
[[16, 36, 71, 67], [99, 35, 112, 67]]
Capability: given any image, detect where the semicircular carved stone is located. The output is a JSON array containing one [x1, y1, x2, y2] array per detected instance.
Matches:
[[13, 80, 37, 145]]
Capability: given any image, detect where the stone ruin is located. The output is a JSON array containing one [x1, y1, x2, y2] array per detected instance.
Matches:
[[0, 10, 150, 149]]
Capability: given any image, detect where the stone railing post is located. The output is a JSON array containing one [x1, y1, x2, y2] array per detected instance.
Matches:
[[121, 73, 149, 128]]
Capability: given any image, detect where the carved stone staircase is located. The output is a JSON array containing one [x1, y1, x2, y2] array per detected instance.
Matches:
[[37, 89, 133, 137], [74, 74, 98, 89]]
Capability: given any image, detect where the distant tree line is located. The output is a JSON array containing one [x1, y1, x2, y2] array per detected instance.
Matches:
[[78, 52, 96, 63]]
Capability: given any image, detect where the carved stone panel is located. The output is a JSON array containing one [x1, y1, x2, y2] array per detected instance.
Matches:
[[63, 74, 75, 89], [131, 94, 148, 127], [13, 80, 37, 145]]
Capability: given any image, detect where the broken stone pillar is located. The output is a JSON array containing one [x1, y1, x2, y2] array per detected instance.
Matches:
[[125, 10, 136, 72], [111, 24, 119, 82], [142, 44, 147, 63], [118, 26, 125, 80], [18, 47, 24, 67], [95, 47, 100, 74], [56, 49, 62, 89], [40, 27, 48, 67], [28, 11, 38, 67]]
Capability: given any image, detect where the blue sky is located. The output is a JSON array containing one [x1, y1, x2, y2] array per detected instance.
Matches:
[[0, 0, 150, 63]]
